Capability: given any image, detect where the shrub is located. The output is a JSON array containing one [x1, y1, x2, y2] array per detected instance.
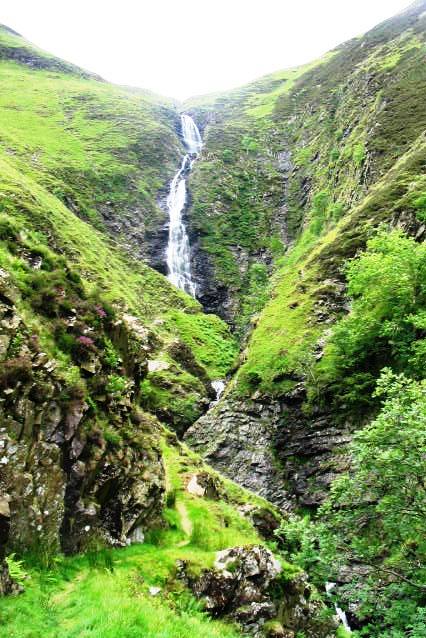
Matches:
[[353, 142, 366, 167], [106, 374, 127, 396], [0, 356, 33, 389], [72, 334, 97, 361], [8, 332, 24, 357], [222, 149, 234, 163], [54, 325, 75, 354], [103, 425, 122, 447], [241, 135, 259, 153], [5, 554, 28, 585], [315, 228, 426, 409], [317, 371, 426, 635], [103, 337, 121, 369]]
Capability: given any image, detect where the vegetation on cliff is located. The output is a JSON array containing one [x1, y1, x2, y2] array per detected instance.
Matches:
[[181, 3, 426, 634], [1, 3, 426, 637], [279, 370, 426, 636], [186, 2, 426, 331], [0, 436, 330, 638], [0, 23, 237, 434]]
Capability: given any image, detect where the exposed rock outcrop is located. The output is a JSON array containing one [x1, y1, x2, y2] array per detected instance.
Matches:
[[0, 495, 18, 595], [179, 545, 336, 637], [185, 391, 354, 510], [185, 398, 290, 508], [0, 271, 166, 560], [0, 43, 102, 79]]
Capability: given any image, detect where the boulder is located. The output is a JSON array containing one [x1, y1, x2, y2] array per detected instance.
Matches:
[[181, 545, 336, 637]]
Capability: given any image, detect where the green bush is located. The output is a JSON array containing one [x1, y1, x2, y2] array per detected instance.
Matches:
[[318, 370, 426, 636], [352, 142, 366, 167], [5, 553, 28, 585], [105, 374, 127, 396], [314, 228, 426, 409], [103, 337, 121, 369], [222, 149, 234, 163]]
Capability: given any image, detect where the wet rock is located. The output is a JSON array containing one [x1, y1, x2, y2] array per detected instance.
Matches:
[[184, 399, 290, 508]]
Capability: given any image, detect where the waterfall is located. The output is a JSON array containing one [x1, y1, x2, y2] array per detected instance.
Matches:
[[326, 582, 352, 633], [181, 113, 202, 155], [211, 380, 226, 406], [166, 114, 202, 296]]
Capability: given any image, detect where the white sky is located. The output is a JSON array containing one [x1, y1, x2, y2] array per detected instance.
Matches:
[[0, 0, 412, 100]]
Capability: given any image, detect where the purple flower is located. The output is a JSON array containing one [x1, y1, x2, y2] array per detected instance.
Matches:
[[95, 305, 107, 319], [77, 335, 95, 348]]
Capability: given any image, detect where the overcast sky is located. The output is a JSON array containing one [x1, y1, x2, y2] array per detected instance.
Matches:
[[0, 0, 412, 100]]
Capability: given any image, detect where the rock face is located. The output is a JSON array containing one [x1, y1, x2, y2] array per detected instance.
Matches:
[[0, 271, 166, 560], [0, 496, 17, 595], [185, 392, 354, 510], [185, 399, 289, 508], [189, 231, 236, 322], [180, 545, 335, 637]]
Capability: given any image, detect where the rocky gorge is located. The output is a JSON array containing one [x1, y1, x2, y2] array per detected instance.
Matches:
[[0, 2, 426, 636]]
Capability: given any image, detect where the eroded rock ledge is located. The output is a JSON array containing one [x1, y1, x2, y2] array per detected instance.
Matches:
[[185, 391, 353, 510], [178, 545, 336, 637]]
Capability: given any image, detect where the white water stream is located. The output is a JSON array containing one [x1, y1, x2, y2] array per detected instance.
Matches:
[[211, 380, 226, 405], [326, 582, 352, 633], [166, 114, 202, 296]]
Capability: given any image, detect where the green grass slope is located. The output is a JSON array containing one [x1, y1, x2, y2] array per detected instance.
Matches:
[[0, 437, 298, 638], [0, 24, 180, 258], [236, 131, 426, 398], [184, 1, 426, 330], [0, 25, 237, 427]]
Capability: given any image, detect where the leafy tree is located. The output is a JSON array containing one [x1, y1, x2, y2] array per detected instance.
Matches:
[[279, 370, 426, 635], [321, 370, 426, 577], [316, 229, 426, 409], [320, 371, 426, 635]]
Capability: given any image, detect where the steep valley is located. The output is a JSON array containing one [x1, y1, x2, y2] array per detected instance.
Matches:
[[1, 3, 426, 637]]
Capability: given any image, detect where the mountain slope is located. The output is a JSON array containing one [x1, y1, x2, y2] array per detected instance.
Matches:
[[184, 0, 426, 327], [1, 4, 426, 637], [0, 24, 181, 267], [185, 0, 426, 499], [184, 3, 426, 632], [0, 21, 237, 587]]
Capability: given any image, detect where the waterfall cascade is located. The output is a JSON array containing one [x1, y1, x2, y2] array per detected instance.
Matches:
[[166, 114, 202, 296], [325, 582, 352, 633], [211, 380, 226, 406]]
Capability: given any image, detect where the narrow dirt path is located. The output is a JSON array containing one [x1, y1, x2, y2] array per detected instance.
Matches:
[[176, 500, 193, 547]]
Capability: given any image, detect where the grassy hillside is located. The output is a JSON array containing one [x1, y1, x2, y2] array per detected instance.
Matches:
[[182, 4, 426, 634], [0, 24, 237, 430], [2, 5, 426, 636], [236, 132, 426, 398], [0, 436, 325, 638], [185, 1, 426, 329], [0, 24, 180, 260]]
